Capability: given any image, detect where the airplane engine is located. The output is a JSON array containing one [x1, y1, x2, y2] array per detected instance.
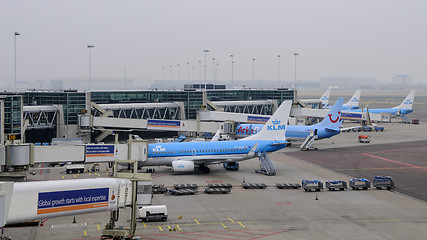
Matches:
[[171, 161, 195, 172]]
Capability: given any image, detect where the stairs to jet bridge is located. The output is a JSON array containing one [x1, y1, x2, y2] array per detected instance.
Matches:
[[255, 152, 276, 176]]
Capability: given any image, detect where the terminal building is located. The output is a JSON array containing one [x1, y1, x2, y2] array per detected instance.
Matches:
[[0, 88, 295, 144]]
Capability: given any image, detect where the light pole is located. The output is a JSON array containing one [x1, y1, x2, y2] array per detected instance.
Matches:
[[252, 58, 255, 88], [187, 62, 190, 83], [216, 63, 219, 82], [87, 45, 95, 90], [198, 60, 201, 82], [162, 66, 165, 83], [294, 53, 299, 89], [123, 67, 127, 89], [203, 50, 209, 83], [230, 55, 234, 88], [169, 65, 172, 81], [177, 64, 180, 82], [14, 32, 20, 90], [212, 58, 215, 83], [192, 66, 195, 83], [277, 55, 281, 88]]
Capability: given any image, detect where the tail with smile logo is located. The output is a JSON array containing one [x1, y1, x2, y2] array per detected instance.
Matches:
[[242, 100, 292, 141], [317, 98, 344, 130]]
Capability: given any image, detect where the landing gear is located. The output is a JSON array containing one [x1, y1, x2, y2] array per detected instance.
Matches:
[[199, 165, 210, 173]]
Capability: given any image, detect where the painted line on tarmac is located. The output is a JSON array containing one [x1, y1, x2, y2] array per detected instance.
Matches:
[[194, 218, 200, 224], [142, 222, 146, 227], [97, 224, 100, 230], [228, 217, 235, 223], [158, 226, 163, 232], [335, 166, 422, 171], [220, 222, 228, 229], [361, 153, 427, 170], [176, 225, 182, 231], [367, 146, 427, 154], [360, 220, 401, 222], [238, 222, 246, 228]]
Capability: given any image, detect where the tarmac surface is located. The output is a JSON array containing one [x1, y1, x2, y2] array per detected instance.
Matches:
[[3, 90, 427, 240]]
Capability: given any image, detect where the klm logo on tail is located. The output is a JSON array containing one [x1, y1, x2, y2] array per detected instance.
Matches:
[[268, 119, 286, 130], [404, 99, 413, 105], [321, 96, 328, 100], [350, 98, 359, 102]]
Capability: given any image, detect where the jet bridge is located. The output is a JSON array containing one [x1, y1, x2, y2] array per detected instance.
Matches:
[[211, 100, 277, 115], [23, 105, 59, 129]]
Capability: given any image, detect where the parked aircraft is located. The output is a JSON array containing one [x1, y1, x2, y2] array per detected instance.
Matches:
[[348, 90, 415, 117], [235, 98, 344, 141], [141, 100, 293, 173], [320, 88, 332, 107], [325, 89, 361, 110]]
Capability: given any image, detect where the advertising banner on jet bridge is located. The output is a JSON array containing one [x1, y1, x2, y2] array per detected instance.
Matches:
[[85, 145, 117, 163], [37, 188, 115, 216], [247, 116, 270, 123], [147, 119, 182, 130]]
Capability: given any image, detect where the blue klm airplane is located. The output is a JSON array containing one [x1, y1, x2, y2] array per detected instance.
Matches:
[[236, 98, 343, 141], [348, 90, 415, 117], [325, 89, 361, 110], [141, 100, 293, 173]]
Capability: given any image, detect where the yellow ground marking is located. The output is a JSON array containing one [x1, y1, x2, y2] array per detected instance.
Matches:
[[74, 175, 76, 178], [176, 225, 182, 231], [220, 223, 227, 229], [142, 222, 146, 227], [97, 224, 100, 230], [83, 230, 87, 236], [194, 218, 200, 224], [167, 225, 172, 230], [158, 226, 163, 232], [228, 217, 235, 223], [89, 173, 91, 176], [238, 222, 246, 228], [61, 176, 64, 179]]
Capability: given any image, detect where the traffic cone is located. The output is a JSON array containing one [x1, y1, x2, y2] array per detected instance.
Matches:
[[315, 194, 318, 200]]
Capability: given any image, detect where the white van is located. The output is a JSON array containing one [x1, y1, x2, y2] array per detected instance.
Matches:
[[137, 205, 167, 222]]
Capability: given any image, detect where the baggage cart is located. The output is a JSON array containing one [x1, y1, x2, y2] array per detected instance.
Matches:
[[302, 179, 323, 192], [373, 176, 395, 190], [349, 178, 370, 190], [326, 180, 347, 191]]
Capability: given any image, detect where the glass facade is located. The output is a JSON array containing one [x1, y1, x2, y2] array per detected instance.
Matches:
[[207, 89, 294, 105], [91, 90, 204, 119], [23, 91, 86, 125], [20, 89, 294, 123], [1, 95, 22, 135]]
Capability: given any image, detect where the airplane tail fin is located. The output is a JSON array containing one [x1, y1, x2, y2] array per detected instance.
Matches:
[[343, 90, 361, 109], [317, 98, 344, 129], [320, 88, 331, 106], [393, 90, 415, 110], [211, 129, 221, 142], [242, 100, 292, 141]]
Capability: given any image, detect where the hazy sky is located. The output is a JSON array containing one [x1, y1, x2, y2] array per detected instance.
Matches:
[[1, 0, 426, 89]]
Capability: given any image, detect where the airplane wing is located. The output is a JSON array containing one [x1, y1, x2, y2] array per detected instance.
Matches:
[[340, 126, 360, 132], [325, 128, 341, 132]]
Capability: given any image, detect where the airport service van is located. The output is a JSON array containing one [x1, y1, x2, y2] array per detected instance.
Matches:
[[65, 164, 85, 174], [137, 205, 168, 222]]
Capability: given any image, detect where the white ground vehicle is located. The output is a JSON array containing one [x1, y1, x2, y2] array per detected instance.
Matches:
[[65, 164, 85, 174], [137, 205, 167, 222]]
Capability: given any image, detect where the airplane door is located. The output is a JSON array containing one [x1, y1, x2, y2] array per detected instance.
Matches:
[[314, 129, 318, 136]]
